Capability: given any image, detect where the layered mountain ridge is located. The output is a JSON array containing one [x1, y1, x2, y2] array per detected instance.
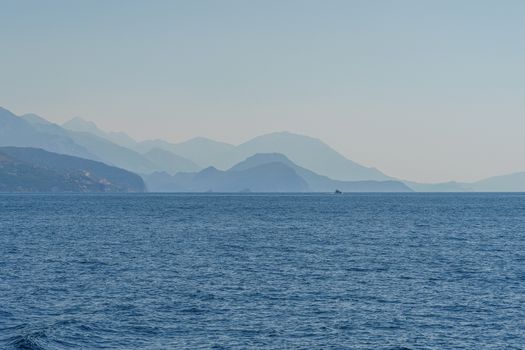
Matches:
[[143, 153, 411, 192], [1, 106, 524, 192]]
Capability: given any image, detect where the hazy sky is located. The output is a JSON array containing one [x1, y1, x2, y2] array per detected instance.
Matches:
[[1, 0, 524, 183]]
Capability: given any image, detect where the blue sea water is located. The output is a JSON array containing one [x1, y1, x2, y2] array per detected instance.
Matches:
[[0, 193, 524, 349]]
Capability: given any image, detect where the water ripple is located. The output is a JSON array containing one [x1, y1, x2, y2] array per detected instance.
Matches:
[[0, 193, 524, 349]]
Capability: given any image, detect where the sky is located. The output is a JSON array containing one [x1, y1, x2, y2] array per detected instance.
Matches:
[[1, 0, 524, 183]]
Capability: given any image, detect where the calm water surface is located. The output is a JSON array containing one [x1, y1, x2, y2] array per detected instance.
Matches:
[[0, 193, 524, 349]]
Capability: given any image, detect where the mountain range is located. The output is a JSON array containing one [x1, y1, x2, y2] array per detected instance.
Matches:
[[59, 115, 389, 181], [143, 153, 411, 192], [406, 173, 525, 192], [1, 106, 524, 192]]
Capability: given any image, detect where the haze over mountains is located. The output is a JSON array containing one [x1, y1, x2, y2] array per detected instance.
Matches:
[[143, 154, 411, 193], [59, 114, 387, 181], [406, 173, 525, 192], [1, 106, 524, 192]]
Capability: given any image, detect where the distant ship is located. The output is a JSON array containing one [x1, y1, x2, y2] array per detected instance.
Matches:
[[334, 189, 343, 195]]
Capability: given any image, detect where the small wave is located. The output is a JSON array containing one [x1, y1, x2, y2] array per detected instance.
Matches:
[[7, 331, 48, 350], [0, 309, 14, 318]]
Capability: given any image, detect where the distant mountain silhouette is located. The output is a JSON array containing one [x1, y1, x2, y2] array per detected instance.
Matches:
[[62, 117, 208, 174], [5, 107, 525, 191], [139, 131, 390, 181], [405, 173, 525, 192], [141, 172, 188, 192], [144, 161, 309, 192], [63, 117, 235, 169], [22, 116, 158, 174], [471, 172, 525, 192], [63, 117, 138, 149], [215, 132, 390, 181], [136, 137, 235, 168], [24, 110, 391, 182], [0, 147, 145, 192], [4, 109, 190, 175], [0, 107, 96, 160], [232, 153, 410, 192], [20, 113, 54, 126], [142, 148, 201, 174], [404, 181, 473, 192], [144, 153, 411, 192]]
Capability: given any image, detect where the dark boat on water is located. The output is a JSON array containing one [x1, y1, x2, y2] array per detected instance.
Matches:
[[334, 189, 343, 195]]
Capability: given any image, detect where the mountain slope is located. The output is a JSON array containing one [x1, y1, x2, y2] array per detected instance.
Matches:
[[214, 132, 390, 181], [196, 163, 309, 192], [231, 153, 411, 192], [142, 148, 201, 174], [63, 117, 138, 149], [137, 137, 235, 168], [20, 113, 54, 126], [21, 113, 160, 174], [404, 172, 525, 192], [64, 131, 159, 174], [63, 116, 201, 174], [472, 172, 525, 192], [57, 113, 394, 182], [0, 107, 96, 160], [143, 161, 309, 192], [144, 153, 411, 192], [0, 147, 145, 192], [138, 131, 391, 182], [403, 181, 473, 192], [141, 172, 188, 192]]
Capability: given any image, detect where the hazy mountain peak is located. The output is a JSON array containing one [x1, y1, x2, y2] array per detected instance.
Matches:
[[63, 117, 102, 134], [178, 136, 234, 148], [247, 152, 292, 162], [63, 117, 138, 149], [200, 166, 220, 174], [229, 153, 294, 171], [248, 131, 323, 144], [0, 107, 99, 161]]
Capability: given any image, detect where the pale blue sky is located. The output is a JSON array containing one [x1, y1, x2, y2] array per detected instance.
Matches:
[[1, 0, 524, 182]]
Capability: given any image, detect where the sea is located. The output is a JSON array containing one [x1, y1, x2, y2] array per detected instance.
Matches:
[[0, 193, 524, 349]]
